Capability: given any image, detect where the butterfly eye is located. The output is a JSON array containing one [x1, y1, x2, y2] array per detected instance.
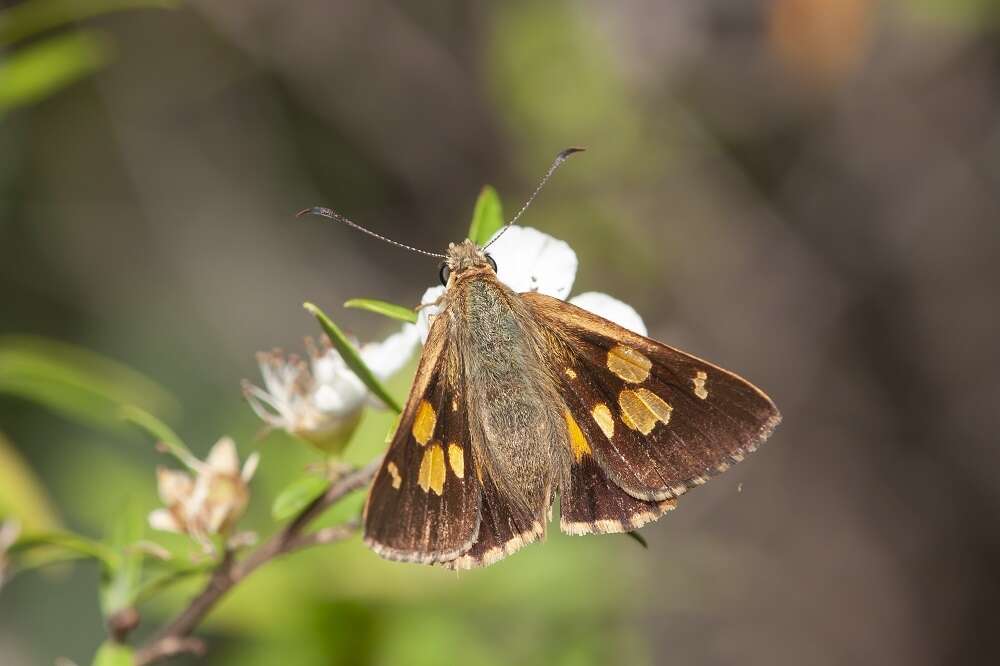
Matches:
[[485, 254, 497, 272], [438, 262, 451, 286]]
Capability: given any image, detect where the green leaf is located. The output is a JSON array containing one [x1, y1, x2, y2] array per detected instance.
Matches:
[[134, 561, 214, 603], [271, 475, 329, 521], [92, 641, 134, 666], [303, 303, 402, 413], [99, 502, 145, 617], [0, 335, 176, 429], [0, 0, 178, 47], [119, 404, 198, 469], [625, 531, 648, 549], [344, 298, 418, 324], [467, 185, 505, 246], [0, 431, 60, 532], [0, 31, 111, 112], [10, 531, 117, 569]]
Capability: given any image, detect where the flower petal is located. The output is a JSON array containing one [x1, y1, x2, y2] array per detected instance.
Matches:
[[311, 349, 345, 385], [416, 286, 445, 343], [241, 452, 260, 482], [569, 292, 648, 336], [148, 508, 181, 533], [359, 324, 421, 380], [156, 467, 193, 505], [312, 382, 364, 414], [243, 381, 292, 427], [486, 226, 577, 299], [206, 437, 240, 475]]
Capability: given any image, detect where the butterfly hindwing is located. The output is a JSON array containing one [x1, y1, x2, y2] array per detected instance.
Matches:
[[523, 292, 781, 518], [443, 469, 545, 570], [559, 407, 678, 534], [363, 315, 480, 564]]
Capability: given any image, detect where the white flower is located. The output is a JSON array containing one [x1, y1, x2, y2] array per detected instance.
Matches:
[[416, 225, 646, 341], [148, 437, 259, 549], [243, 329, 420, 453]]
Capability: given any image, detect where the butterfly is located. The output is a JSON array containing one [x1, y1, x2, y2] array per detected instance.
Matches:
[[302, 149, 780, 569]]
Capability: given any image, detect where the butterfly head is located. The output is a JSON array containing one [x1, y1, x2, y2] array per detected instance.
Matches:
[[438, 240, 498, 286]]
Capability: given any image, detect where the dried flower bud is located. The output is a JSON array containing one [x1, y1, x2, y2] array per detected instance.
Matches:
[[148, 438, 258, 551]]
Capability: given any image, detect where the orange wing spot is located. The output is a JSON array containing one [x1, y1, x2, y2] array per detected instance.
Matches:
[[418, 442, 446, 495], [565, 368, 577, 379], [412, 400, 437, 446], [563, 410, 592, 462], [618, 388, 672, 435], [386, 461, 402, 489], [693, 370, 709, 399], [607, 345, 652, 383], [591, 403, 615, 439], [447, 443, 465, 478]]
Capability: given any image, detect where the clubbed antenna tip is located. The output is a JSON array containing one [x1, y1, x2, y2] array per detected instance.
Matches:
[[483, 146, 586, 250]]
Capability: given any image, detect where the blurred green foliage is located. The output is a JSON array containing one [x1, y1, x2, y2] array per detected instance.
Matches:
[[0, 432, 59, 532], [0, 0, 175, 113], [0, 336, 175, 429], [0, 0, 176, 46], [0, 31, 111, 112]]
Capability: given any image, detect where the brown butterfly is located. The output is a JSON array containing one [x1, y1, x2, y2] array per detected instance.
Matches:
[[302, 149, 780, 569]]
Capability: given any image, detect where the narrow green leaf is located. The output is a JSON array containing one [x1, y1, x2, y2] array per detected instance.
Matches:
[[0, 335, 176, 429], [119, 404, 198, 470], [303, 303, 402, 413], [467, 185, 505, 246], [99, 502, 145, 617], [10, 531, 117, 568], [0, 431, 60, 532], [625, 531, 648, 549], [0, 31, 111, 112], [92, 640, 134, 666], [134, 562, 214, 603], [0, 0, 178, 46], [271, 475, 329, 521], [344, 298, 418, 324]]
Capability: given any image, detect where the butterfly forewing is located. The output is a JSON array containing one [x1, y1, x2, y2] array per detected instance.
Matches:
[[363, 315, 480, 563], [523, 293, 781, 507]]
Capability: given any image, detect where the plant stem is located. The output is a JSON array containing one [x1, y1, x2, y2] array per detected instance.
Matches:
[[133, 458, 380, 665]]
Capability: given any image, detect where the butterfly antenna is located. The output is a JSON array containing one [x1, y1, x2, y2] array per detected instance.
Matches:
[[296, 207, 447, 259], [482, 146, 586, 250]]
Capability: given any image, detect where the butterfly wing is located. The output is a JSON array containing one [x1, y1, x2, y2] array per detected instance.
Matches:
[[441, 469, 546, 570], [362, 313, 480, 564], [522, 292, 781, 532]]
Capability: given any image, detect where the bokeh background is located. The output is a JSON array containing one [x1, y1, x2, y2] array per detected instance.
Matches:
[[3, 0, 1000, 664]]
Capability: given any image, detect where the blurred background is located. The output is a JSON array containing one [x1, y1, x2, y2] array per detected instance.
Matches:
[[3, 0, 1000, 664]]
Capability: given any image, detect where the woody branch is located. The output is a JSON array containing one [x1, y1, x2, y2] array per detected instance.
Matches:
[[132, 458, 381, 665]]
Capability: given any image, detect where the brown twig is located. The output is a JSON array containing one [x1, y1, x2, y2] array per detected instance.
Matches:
[[134, 458, 381, 665]]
